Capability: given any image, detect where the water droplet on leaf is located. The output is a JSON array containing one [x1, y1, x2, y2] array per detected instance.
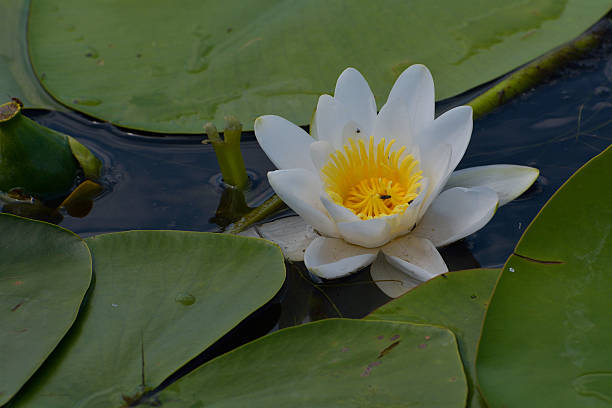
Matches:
[[175, 293, 196, 306]]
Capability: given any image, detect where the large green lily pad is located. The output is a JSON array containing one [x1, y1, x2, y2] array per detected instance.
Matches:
[[366, 268, 500, 408], [28, 0, 610, 132], [0, 214, 91, 406], [9, 231, 286, 407], [0, 0, 63, 109], [477, 146, 612, 407], [157, 319, 467, 407]]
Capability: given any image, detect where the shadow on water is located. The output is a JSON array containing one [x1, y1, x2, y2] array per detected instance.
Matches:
[[11, 24, 612, 392]]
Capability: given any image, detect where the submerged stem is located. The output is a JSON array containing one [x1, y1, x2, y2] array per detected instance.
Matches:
[[226, 195, 286, 234], [467, 18, 610, 118]]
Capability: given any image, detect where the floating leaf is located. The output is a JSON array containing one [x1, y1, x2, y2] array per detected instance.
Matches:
[[9, 231, 285, 407], [366, 268, 499, 408], [0, 214, 91, 406], [0, 0, 64, 109], [28, 0, 611, 132], [157, 319, 467, 407], [477, 146, 612, 407]]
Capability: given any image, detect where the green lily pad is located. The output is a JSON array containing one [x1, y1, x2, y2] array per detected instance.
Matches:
[[9, 231, 286, 408], [157, 319, 467, 407], [0, 214, 91, 406], [28, 0, 610, 133], [0, 0, 64, 109], [477, 146, 612, 407], [366, 268, 500, 408]]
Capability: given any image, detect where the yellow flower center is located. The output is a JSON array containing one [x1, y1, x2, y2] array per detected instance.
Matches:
[[321, 136, 422, 220]]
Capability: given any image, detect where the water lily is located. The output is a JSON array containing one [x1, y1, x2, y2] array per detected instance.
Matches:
[[254, 65, 538, 297]]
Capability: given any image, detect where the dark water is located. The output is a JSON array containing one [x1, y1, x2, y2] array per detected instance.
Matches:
[[15, 24, 612, 382]]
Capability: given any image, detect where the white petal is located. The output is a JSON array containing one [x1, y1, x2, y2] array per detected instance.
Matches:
[[388, 178, 429, 237], [417, 143, 453, 220], [336, 217, 392, 248], [386, 64, 435, 136], [321, 195, 360, 223], [256, 216, 319, 262], [382, 235, 448, 281], [373, 99, 414, 148], [304, 236, 377, 279], [334, 68, 377, 136], [254, 115, 315, 172], [370, 253, 421, 298], [419, 106, 473, 173], [445, 164, 539, 206], [315, 95, 351, 149], [309, 140, 335, 171], [309, 107, 318, 140], [340, 120, 366, 145], [412, 186, 499, 247], [267, 169, 339, 238]]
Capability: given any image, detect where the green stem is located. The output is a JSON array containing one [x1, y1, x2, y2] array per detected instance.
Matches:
[[467, 18, 609, 118], [204, 116, 249, 190], [226, 195, 286, 234]]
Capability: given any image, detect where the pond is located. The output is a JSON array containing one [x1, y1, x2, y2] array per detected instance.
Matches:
[[15, 22, 612, 377], [3, 3, 612, 406]]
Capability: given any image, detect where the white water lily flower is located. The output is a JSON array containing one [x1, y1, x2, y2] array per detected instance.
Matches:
[[254, 65, 538, 297]]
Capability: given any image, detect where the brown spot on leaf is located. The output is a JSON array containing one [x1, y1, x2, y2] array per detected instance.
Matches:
[[378, 340, 400, 359], [360, 361, 381, 377]]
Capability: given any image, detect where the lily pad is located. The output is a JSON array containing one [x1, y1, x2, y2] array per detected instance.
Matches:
[[477, 146, 612, 407], [157, 319, 467, 407], [0, 0, 63, 109], [9, 231, 286, 407], [0, 214, 91, 406], [366, 268, 500, 408], [28, 0, 611, 132]]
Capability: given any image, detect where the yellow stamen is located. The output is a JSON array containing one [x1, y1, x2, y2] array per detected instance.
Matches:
[[321, 136, 422, 220]]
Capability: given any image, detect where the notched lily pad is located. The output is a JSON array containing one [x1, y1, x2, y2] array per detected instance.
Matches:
[[477, 146, 612, 408]]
